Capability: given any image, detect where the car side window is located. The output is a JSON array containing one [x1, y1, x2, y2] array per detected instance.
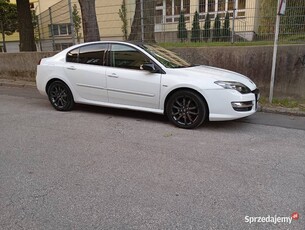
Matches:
[[78, 44, 108, 66], [110, 44, 150, 70], [66, 48, 79, 63]]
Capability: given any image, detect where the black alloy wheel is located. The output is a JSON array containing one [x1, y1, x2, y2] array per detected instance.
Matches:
[[47, 81, 74, 111], [166, 90, 208, 129]]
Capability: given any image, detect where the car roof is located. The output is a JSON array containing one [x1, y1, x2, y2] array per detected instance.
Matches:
[[67, 40, 145, 49]]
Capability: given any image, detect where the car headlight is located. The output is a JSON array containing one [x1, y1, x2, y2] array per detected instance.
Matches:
[[214, 81, 251, 94]]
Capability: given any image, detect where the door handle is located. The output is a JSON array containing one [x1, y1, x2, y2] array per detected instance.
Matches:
[[67, 66, 76, 70], [107, 73, 119, 78]]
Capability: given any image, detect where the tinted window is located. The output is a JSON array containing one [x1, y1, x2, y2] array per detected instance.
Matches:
[[110, 44, 150, 70], [140, 44, 191, 68], [66, 48, 79, 63], [78, 44, 108, 65]]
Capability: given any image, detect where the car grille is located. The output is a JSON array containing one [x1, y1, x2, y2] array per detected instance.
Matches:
[[231, 88, 260, 112], [252, 88, 260, 100], [252, 88, 260, 110]]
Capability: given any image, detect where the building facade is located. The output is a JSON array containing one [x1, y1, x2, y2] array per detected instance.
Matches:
[[2, 0, 261, 52]]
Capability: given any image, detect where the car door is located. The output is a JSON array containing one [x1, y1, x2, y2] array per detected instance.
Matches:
[[106, 43, 161, 109], [64, 43, 108, 102]]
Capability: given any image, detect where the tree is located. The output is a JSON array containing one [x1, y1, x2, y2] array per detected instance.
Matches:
[[213, 14, 221, 41], [222, 12, 230, 41], [259, 0, 305, 39], [202, 13, 211, 42], [177, 10, 188, 42], [72, 4, 82, 43], [78, 0, 100, 42], [0, 0, 18, 52], [128, 0, 156, 42], [191, 10, 200, 42], [258, 0, 277, 37], [281, 0, 305, 35], [118, 0, 128, 40], [16, 0, 36, 51]]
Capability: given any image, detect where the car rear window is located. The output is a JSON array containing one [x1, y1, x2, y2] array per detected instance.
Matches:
[[66, 44, 108, 66]]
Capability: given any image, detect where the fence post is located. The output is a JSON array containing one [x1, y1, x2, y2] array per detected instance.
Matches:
[[49, 7, 55, 51], [68, 0, 76, 45], [37, 13, 42, 51], [269, 0, 282, 103]]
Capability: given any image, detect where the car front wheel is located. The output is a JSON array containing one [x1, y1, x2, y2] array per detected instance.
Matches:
[[166, 90, 208, 129], [47, 81, 74, 111]]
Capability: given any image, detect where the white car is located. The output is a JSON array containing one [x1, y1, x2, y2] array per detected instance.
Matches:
[[36, 41, 259, 129]]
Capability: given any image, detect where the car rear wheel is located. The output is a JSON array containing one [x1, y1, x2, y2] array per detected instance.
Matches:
[[47, 81, 74, 111], [166, 90, 208, 129]]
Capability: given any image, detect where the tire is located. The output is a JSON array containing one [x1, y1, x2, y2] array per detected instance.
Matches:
[[166, 90, 208, 129], [47, 81, 74, 111]]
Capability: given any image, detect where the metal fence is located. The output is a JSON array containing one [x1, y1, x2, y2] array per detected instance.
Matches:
[[35, 0, 305, 51]]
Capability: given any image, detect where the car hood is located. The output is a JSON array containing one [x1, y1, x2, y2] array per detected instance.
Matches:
[[175, 65, 257, 90]]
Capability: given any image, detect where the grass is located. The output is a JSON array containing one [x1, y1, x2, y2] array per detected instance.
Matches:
[[159, 40, 305, 48], [259, 96, 305, 111], [160, 41, 273, 48]]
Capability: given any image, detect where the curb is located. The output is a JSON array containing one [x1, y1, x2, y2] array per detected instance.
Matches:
[[258, 106, 305, 117], [0, 80, 36, 88], [1, 79, 305, 117]]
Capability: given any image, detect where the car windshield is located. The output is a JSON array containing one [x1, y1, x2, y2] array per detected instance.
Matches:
[[139, 44, 192, 68]]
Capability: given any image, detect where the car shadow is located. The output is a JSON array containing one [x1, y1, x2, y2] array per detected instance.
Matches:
[[74, 104, 249, 131], [74, 104, 168, 123]]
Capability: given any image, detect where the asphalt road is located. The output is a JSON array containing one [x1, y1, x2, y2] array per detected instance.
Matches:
[[1, 86, 305, 230]]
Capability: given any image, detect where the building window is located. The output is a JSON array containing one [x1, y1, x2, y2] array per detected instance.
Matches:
[[199, 0, 246, 18], [55, 43, 73, 51], [156, 0, 190, 24], [49, 24, 72, 36], [208, 0, 215, 12], [156, 0, 164, 24]]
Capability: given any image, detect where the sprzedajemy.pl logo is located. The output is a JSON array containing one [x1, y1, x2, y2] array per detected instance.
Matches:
[[245, 212, 299, 225]]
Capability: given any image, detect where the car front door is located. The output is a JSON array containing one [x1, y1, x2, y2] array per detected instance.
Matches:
[[64, 43, 108, 102], [106, 44, 161, 109]]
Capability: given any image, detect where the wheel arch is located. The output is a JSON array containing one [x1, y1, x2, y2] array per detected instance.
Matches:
[[46, 78, 70, 94], [46, 78, 75, 111], [163, 87, 210, 118]]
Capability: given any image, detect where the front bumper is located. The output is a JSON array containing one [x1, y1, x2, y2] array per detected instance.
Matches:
[[203, 88, 259, 121], [231, 89, 260, 112]]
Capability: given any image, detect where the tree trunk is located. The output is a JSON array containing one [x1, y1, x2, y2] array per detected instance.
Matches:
[[1, 20, 7, 52], [128, 0, 156, 42], [16, 0, 36, 51], [78, 0, 100, 42]]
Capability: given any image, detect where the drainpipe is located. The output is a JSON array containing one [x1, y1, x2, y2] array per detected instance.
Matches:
[[49, 7, 55, 51], [231, 0, 236, 44], [140, 0, 144, 42], [68, 0, 76, 45]]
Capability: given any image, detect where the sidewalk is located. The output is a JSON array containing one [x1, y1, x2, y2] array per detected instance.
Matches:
[[0, 79, 36, 88], [1, 78, 305, 117]]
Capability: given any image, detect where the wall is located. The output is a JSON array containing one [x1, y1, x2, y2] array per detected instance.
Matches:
[[172, 45, 305, 99], [0, 52, 55, 81], [0, 45, 305, 99]]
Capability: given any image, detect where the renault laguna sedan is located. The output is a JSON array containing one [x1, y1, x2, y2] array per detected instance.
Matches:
[[36, 41, 259, 129]]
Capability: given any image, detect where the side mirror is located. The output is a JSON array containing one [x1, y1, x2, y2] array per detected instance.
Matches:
[[141, 63, 156, 72]]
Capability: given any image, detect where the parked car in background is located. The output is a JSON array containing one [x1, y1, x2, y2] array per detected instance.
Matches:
[[36, 41, 259, 129]]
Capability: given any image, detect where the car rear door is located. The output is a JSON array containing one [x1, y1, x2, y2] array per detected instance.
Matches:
[[64, 43, 109, 102]]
